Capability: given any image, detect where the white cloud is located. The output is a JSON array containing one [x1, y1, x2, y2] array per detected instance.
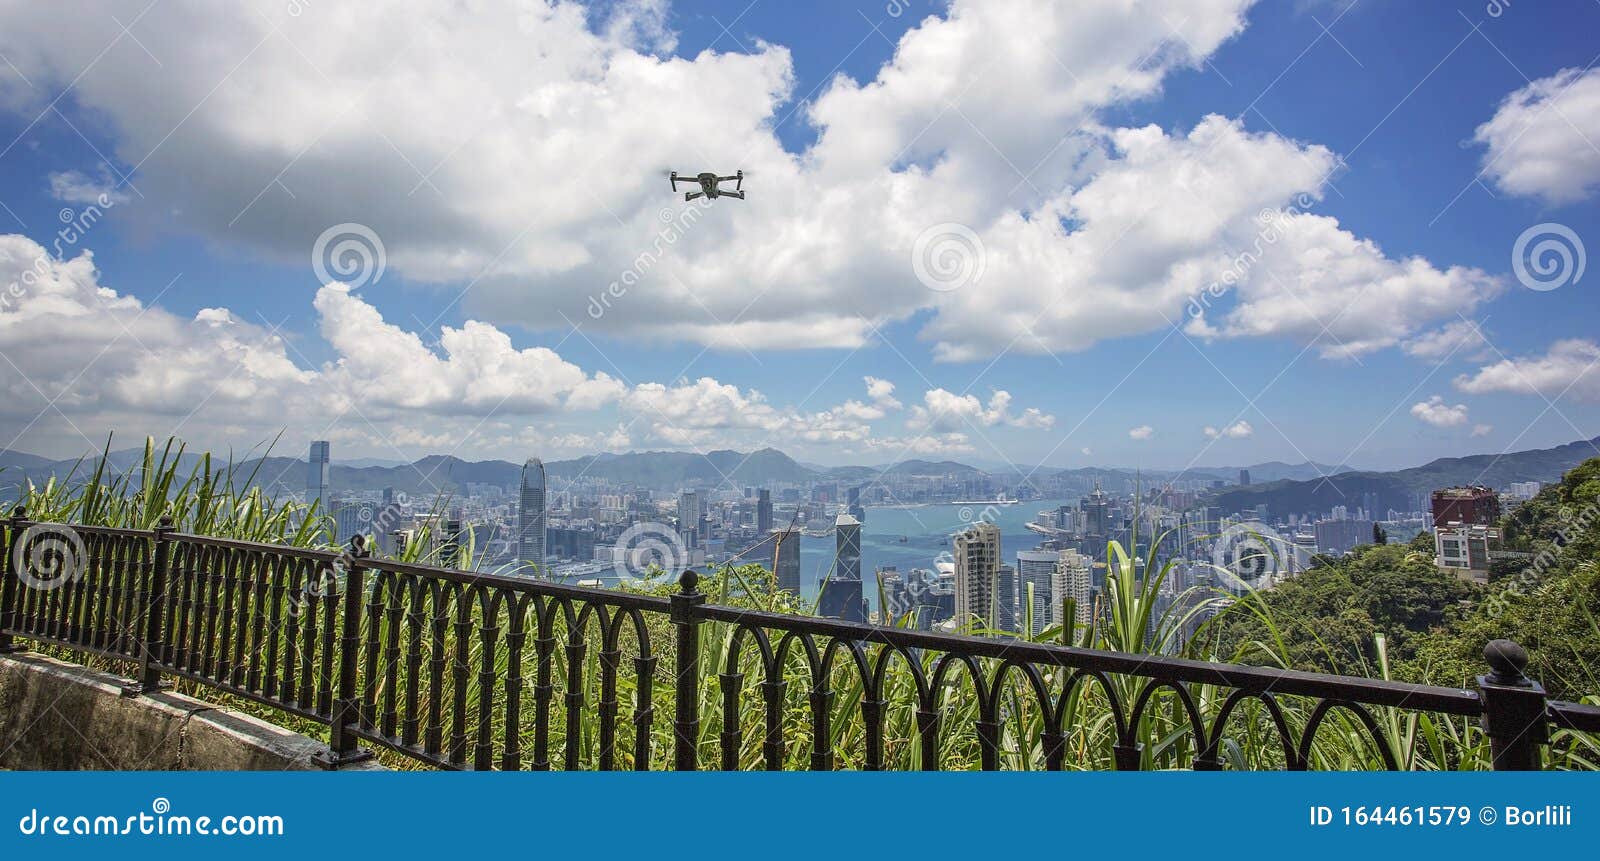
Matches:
[[1471, 424, 1492, 437], [1409, 395, 1470, 428], [862, 433, 975, 456], [907, 388, 1054, 432], [1454, 339, 1600, 402], [0, 234, 921, 458], [1403, 320, 1491, 363], [1203, 420, 1253, 439], [48, 168, 130, 206], [1474, 67, 1600, 204], [0, 1, 1486, 362], [1128, 424, 1154, 440]]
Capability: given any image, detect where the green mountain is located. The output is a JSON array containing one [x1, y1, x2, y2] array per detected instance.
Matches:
[[1212, 436, 1600, 516]]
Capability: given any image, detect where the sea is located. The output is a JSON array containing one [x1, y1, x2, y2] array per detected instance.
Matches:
[[794, 499, 1077, 611]]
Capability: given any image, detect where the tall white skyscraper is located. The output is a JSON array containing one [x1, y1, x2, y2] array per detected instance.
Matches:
[[1053, 549, 1094, 627], [307, 440, 330, 511], [953, 521, 1004, 633], [519, 458, 547, 574]]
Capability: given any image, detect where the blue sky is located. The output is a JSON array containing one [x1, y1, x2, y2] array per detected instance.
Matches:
[[0, 0, 1596, 470]]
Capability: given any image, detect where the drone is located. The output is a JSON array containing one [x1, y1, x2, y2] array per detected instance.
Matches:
[[670, 170, 745, 201]]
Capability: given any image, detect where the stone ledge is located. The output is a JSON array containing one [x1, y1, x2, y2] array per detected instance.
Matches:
[[0, 651, 386, 771]]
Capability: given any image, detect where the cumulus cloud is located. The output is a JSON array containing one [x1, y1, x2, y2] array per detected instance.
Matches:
[[907, 388, 1054, 433], [1128, 425, 1154, 440], [0, 234, 921, 458], [1473, 67, 1600, 204], [1471, 424, 1493, 437], [1203, 420, 1253, 439], [1454, 339, 1600, 402], [1410, 395, 1470, 428], [0, 0, 1488, 362]]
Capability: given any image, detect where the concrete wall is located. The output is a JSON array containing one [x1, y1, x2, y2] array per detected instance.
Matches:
[[0, 651, 385, 771]]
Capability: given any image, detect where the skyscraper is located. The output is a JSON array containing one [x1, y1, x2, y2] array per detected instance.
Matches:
[[748, 526, 801, 595], [818, 514, 865, 621], [1081, 484, 1111, 540], [1053, 549, 1094, 627], [953, 521, 1003, 632], [756, 488, 773, 534], [847, 485, 865, 522], [519, 458, 547, 574], [1016, 549, 1059, 636], [307, 440, 330, 510], [678, 490, 702, 550], [1239, 469, 1251, 487], [772, 526, 800, 595]]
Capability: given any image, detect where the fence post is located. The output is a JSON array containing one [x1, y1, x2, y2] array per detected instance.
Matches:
[[1477, 638, 1547, 771], [671, 569, 705, 771], [315, 535, 375, 769], [0, 506, 25, 653], [124, 515, 174, 695]]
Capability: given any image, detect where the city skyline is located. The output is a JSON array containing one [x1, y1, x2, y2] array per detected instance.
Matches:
[[0, 2, 1595, 476]]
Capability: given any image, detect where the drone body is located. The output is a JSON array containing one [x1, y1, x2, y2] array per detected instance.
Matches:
[[670, 170, 745, 201]]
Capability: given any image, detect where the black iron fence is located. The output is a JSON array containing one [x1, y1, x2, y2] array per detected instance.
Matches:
[[3, 511, 1597, 770]]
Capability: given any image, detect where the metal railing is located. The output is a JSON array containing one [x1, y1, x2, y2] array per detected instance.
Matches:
[[3, 510, 1597, 770]]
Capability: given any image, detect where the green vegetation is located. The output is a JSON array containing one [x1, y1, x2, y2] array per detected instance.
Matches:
[[4, 436, 1597, 770]]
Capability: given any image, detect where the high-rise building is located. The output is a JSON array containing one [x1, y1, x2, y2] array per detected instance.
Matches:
[[307, 441, 330, 510], [1430, 486, 1501, 530], [678, 491, 702, 550], [1313, 518, 1374, 556], [756, 488, 773, 534], [847, 485, 865, 522], [748, 527, 801, 594], [519, 458, 547, 574], [1053, 549, 1094, 627], [1016, 549, 1059, 636], [333, 501, 374, 545], [818, 514, 865, 622], [953, 521, 1004, 633], [1239, 469, 1251, 487]]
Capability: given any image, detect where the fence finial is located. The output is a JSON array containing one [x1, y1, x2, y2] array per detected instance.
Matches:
[[1483, 638, 1531, 686], [678, 569, 699, 594]]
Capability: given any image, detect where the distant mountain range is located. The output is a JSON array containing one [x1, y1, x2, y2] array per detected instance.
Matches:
[[0, 439, 1594, 504], [1211, 436, 1600, 516]]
